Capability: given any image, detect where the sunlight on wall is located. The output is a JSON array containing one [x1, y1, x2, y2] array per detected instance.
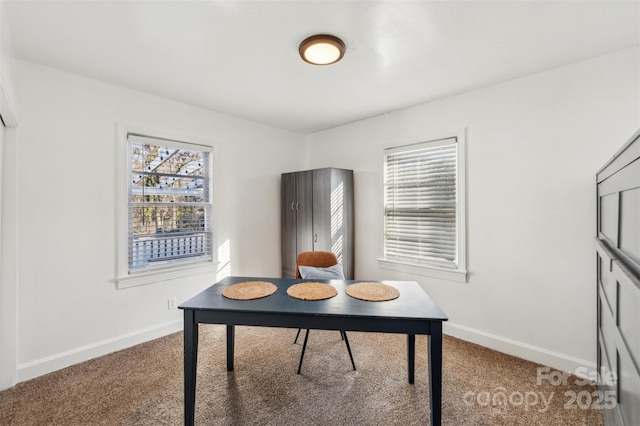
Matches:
[[330, 182, 344, 263], [217, 239, 231, 280], [332, 235, 343, 264]]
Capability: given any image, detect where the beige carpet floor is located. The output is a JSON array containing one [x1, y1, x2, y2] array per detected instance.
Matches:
[[0, 326, 603, 425]]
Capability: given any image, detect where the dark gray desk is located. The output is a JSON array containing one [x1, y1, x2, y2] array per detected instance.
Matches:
[[179, 276, 448, 425]]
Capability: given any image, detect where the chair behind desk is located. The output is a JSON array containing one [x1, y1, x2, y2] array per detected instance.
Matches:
[[294, 251, 356, 374]]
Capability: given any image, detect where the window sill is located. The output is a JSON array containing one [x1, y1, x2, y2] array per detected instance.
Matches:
[[116, 261, 217, 289], [377, 258, 468, 283]]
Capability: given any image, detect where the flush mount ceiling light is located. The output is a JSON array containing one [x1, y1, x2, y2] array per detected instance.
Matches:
[[299, 34, 346, 65]]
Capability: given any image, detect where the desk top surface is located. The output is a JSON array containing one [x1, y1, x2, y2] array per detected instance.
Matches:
[[180, 276, 448, 322]]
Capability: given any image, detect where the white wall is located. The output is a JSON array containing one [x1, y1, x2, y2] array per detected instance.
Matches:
[[307, 47, 640, 373], [0, 122, 6, 387], [0, 0, 16, 127], [1, 124, 17, 390], [8, 60, 304, 383], [5, 46, 639, 388], [0, 0, 18, 391]]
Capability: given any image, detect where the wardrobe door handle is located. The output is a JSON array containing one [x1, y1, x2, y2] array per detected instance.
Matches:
[[291, 201, 295, 211], [296, 202, 300, 211], [314, 233, 317, 243]]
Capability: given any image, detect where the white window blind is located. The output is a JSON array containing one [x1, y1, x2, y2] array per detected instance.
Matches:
[[128, 134, 213, 271], [384, 138, 458, 268]]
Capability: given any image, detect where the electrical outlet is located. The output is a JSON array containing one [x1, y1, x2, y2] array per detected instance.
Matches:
[[167, 297, 177, 310]]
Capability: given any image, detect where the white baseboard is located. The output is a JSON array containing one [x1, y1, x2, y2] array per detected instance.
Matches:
[[15, 319, 596, 385], [16, 320, 182, 383], [444, 322, 596, 380]]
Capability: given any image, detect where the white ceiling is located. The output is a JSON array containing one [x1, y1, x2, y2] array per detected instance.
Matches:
[[5, 1, 640, 134]]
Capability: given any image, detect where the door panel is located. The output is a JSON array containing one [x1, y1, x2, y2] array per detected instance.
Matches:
[[296, 171, 314, 258], [620, 186, 640, 264], [312, 169, 331, 252], [313, 168, 354, 279], [281, 173, 297, 277], [600, 193, 619, 246], [340, 170, 354, 279]]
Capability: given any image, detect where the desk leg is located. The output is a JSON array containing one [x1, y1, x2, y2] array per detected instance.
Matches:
[[184, 309, 198, 426], [428, 322, 442, 426], [226, 324, 235, 371], [407, 334, 415, 384]]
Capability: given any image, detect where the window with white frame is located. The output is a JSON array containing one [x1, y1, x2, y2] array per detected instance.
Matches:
[[380, 134, 467, 282], [117, 129, 215, 288]]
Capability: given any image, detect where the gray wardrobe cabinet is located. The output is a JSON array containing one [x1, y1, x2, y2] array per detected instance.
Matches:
[[596, 129, 640, 426], [281, 168, 354, 279]]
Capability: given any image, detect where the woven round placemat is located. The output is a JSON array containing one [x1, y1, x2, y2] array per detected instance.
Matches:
[[345, 282, 399, 302], [287, 282, 338, 301], [222, 281, 277, 300]]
